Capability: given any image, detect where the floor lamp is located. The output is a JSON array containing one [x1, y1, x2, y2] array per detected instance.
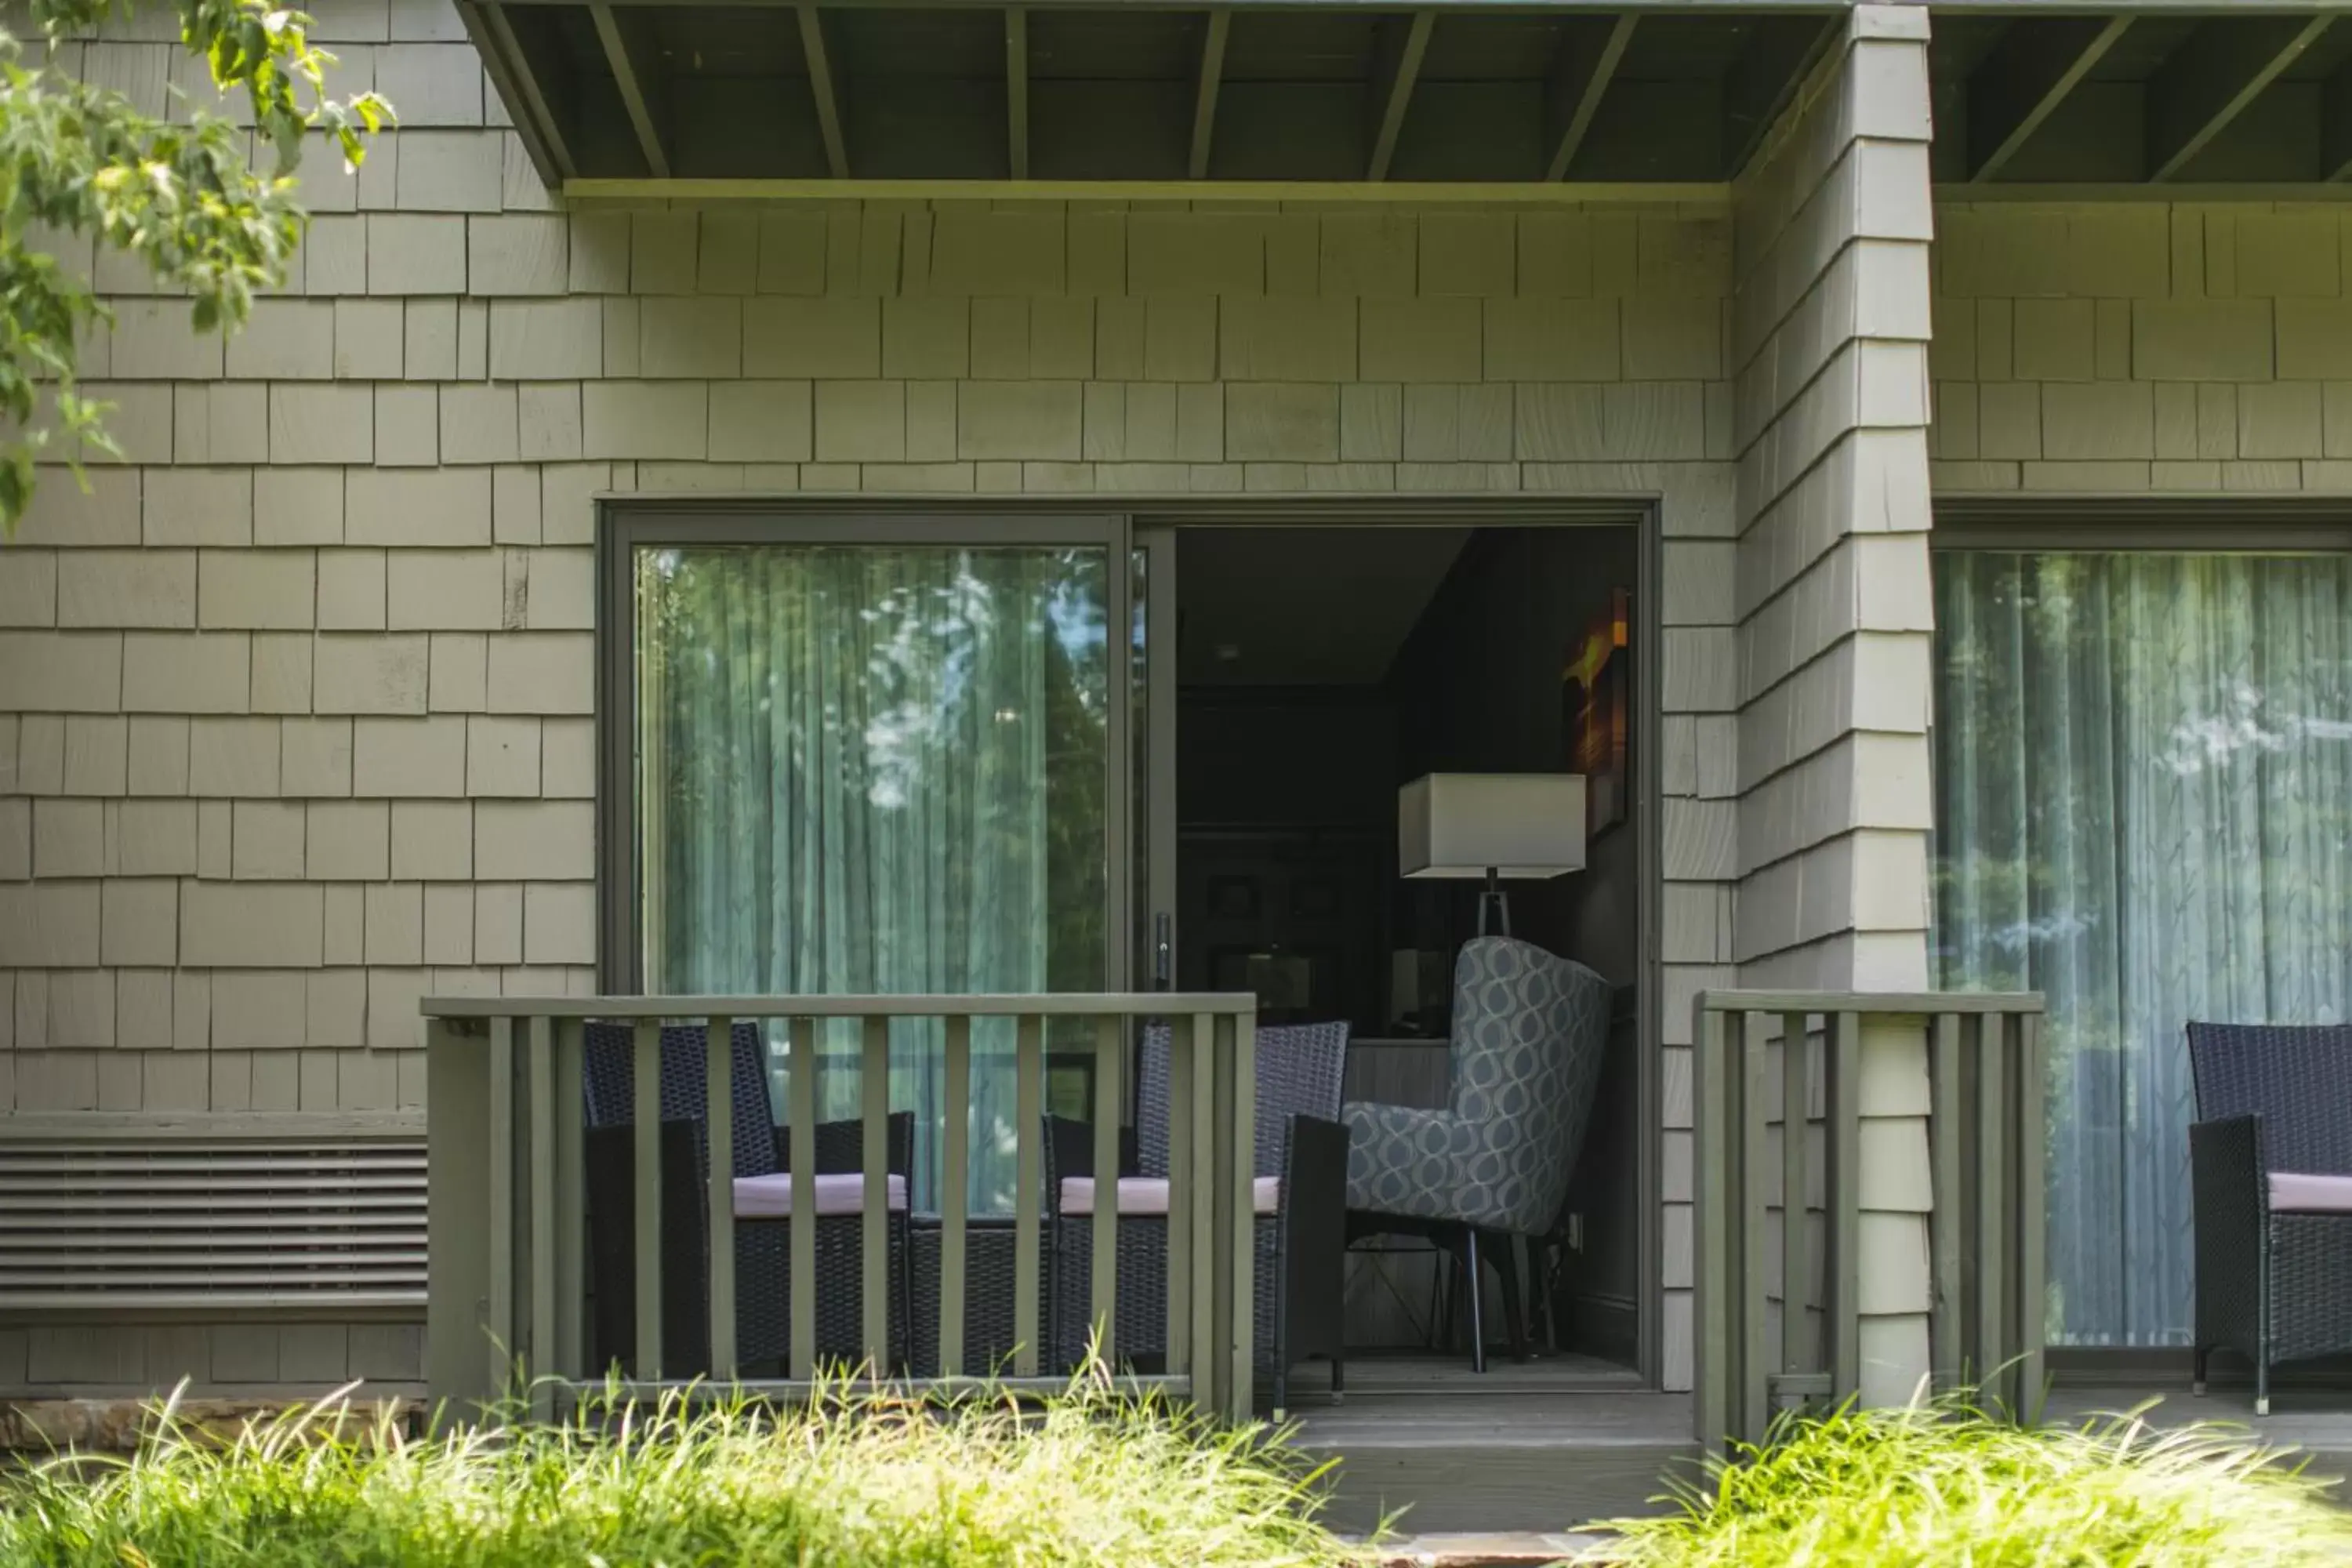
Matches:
[[1397, 773, 1588, 938]]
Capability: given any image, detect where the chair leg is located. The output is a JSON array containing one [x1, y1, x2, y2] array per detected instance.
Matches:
[[2191, 1343, 2208, 1398], [1330, 1354, 1345, 1403], [1465, 1228, 1488, 1374], [1494, 1232, 1530, 1363], [2256, 1355, 2270, 1418]]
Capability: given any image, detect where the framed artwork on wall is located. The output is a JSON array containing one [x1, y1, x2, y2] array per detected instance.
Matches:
[[1564, 586, 1631, 837]]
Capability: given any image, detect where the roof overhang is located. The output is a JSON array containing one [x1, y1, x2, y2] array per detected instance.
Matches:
[[456, 1, 2352, 197]]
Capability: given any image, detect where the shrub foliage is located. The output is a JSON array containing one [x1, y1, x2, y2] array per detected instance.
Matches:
[[0, 1374, 1368, 1567]]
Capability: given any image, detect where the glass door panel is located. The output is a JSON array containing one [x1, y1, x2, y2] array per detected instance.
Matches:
[[633, 538, 1117, 1213]]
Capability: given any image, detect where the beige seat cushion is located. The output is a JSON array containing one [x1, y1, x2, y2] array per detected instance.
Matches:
[[1058, 1175, 1281, 1217], [733, 1171, 907, 1218], [2268, 1171, 2352, 1214]]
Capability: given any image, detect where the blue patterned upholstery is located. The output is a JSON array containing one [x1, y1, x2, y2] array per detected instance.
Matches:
[[1343, 937, 1610, 1237]]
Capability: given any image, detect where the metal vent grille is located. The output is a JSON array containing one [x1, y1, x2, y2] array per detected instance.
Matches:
[[0, 1138, 428, 1313]]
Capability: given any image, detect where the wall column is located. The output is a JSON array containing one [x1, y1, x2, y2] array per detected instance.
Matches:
[[1723, 2, 1939, 1403]]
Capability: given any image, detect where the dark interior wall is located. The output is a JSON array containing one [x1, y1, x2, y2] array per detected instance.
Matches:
[[1385, 524, 1643, 1350]]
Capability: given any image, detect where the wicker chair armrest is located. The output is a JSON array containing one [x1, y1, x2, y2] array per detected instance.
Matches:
[[1280, 1114, 1350, 1227], [2190, 1111, 2269, 1230]]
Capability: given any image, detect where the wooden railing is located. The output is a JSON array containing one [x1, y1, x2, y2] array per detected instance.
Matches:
[[1693, 991, 2046, 1452], [421, 994, 1261, 1421]]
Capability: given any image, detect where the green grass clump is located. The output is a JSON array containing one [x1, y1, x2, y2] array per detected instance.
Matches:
[[0, 1372, 1367, 1567], [1599, 1392, 2352, 1566]]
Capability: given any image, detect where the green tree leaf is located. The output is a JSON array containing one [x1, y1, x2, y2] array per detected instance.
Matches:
[[0, 0, 393, 534]]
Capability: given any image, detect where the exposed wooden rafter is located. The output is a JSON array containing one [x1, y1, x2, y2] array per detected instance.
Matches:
[[461, 0, 574, 183], [1967, 16, 2129, 183], [591, 2, 670, 179], [1367, 10, 1435, 183], [1544, 14, 1636, 183], [1006, 7, 1029, 180], [1189, 10, 1231, 181], [2147, 14, 2333, 183], [797, 4, 851, 178], [1722, 13, 1840, 180]]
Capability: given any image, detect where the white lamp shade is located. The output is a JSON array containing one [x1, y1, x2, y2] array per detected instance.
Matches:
[[1399, 772, 1588, 880]]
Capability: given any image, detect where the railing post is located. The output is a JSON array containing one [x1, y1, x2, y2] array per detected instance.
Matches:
[[1012, 1014, 1044, 1378], [1824, 1011, 1861, 1401], [861, 1014, 891, 1374], [1779, 1011, 1810, 1400], [706, 1015, 738, 1382], [552, 1020, 585, 1395], [939, 1015, 971, 1380], [2016, 1010, 2047, 1407], [1164, 1012, 1194, 1381], [488, 1015, 517, 1399], [425, 1015, 495, 1411], [527, 1015, 558, 1418], [1091, 1013, 1123, 1366], [1693, 998, 1733, 1454], [1739, 1009, 1769, 1445], [630, 1020, 663, 1381], [1228, 1006, 1256, 1421], [787, 1016, 818, 1378], [1185, 1011, 1216, 1396], [1929, 1011, 1964, 1392], [1976, 1011, 2010, 1410]]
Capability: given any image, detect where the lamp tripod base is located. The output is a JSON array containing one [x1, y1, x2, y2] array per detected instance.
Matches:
[[1475, 869, 1512, 938]]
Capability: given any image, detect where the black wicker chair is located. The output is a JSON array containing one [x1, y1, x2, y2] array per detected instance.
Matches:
[[907, 1216, 1056, 1378], [2187, 1021, 2352, 1415], [1046, 1020, 1351, 1416], [580, 1022, 914, 1377]]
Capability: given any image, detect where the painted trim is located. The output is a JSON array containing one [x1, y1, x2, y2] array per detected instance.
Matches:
[[0, 1112, 425, 1139], [1933, 495, 2352, 552], [1940, 183, 2352, 203], [564, 177, 1734, 204]]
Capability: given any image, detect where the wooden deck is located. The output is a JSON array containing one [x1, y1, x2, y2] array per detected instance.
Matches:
[[1290, 1359, 2352, 1537], [1287, 1356, 1697, 1537]]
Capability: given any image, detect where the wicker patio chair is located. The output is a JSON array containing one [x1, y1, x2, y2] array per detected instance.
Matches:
[[1341, 937, 1610, 1373], [2187, 1021, 2352, 1415], [580, 1022, 913, 1377], [1046, 1020, 1351, 1417]]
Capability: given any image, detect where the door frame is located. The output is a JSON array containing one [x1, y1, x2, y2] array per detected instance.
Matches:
[[593, 494, 1664, 1387]]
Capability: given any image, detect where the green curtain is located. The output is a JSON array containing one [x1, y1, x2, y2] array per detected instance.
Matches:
[[637, 544, 1109, 1213], [1933, 551, 2352, 1346]]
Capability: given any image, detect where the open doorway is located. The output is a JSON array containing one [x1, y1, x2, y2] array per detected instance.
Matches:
[[1166, 521, 1646, 1395]]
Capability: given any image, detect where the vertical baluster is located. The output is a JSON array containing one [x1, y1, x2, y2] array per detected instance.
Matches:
[[1930, 1011, 1964, 1390], [1013, 1015, 1044, 1377], [1186, 1012, 1216, 1386], [787, 1017, 818, 1379], [940, 1014, 971, 1380], [1825, 1011, 1862, 1401], [1228, 1007, 1257, 1421], [488, 1015, 517, 1396], [528, 1016, 557, 1418], [1740, 1010, 1769, 1444], [1779, 1011, 1810, 1393], [862, 1014, 891, 1375], [1091, 1014, 1123, 1365], [1164, 1014, 1193, 1379], [2016, 1010, 2047, 1409], [630, 1021, 663, 1381], [1693, 1000, 1731, 1454], [552, 1020, 586, 1396], [1976, 1011, 2010, 1409], [706, 1015, 737, 1382]]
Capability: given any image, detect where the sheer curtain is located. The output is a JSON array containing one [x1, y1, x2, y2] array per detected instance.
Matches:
[[1933, 551, 2352, 1346], [637, 544, 1109, 1214]]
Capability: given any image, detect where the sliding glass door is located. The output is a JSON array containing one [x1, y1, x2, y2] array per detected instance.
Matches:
[[624, 516, 1143, 1214], [1932, 549, 2352, 1347]]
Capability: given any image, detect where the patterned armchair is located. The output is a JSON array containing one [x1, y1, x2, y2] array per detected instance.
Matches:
[[2187, 1022, 2352, 1415], [1343, 937, 1610, 1370]]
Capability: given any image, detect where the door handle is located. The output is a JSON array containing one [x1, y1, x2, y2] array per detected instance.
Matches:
[[1154, 912, 1172, 989]]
